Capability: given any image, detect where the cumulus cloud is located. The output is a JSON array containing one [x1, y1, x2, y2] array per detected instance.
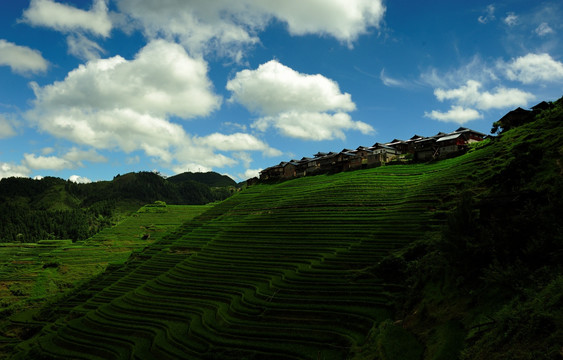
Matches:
[[228, 60, 355, 114], [23, 153, 74, 171], [424, 106, 483, 124], [69, 175, 92, 183], [27, 40, 222, 163], [434, 80, 535, 110], [426, 80, 534, 124], [116, 0, 385, 57], [0, 163, 31, 179], [0, 39, 48, 75], [30, 40, 221, 120], [21, 0, 112, 37], [25, 40, 279, 172], [503, 53, 563, 84], [227, 60, 373, 140], [195, 133, 282, 156], [253, 111, 373, 141]]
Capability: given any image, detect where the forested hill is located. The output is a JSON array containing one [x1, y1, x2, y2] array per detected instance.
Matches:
[[0, 171, 235, 243], [167, 171, 237, 188]]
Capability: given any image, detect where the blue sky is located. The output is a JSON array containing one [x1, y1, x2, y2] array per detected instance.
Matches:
[[1, 0, 562, 183]]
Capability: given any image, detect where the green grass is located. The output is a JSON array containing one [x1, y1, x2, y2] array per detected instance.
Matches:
[[6, 148, 497, 359], [8, 101, 561, 359], [0, 204, 210, 357]]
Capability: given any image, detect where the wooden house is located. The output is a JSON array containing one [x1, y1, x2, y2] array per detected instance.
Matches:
[[413, 137, 437, 161], [369, 143, 400, 162], [435, 133, 466, 157], [259, 163, 285, 180], [453, 127, 485, 142], [385, 139, 409, 154]]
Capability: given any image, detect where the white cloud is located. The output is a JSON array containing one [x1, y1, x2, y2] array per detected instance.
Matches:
[[227, 60, 372, 140], [116, 0, 385, 57], [504, 13, 518, 26], [261, 0, 386, 45], [69, 175, 92, 184], [241, 168, 261, 180], [478, 4, 495, 24], [426, 78, 534, 125], [380, 69, 410, 88], [420, 55, 498, 89], [253, 111, 373, 141], [195, 133, 282, 156], [64, 147, 107, 165], [228, 60, 355, 114], [0, 163, 31, 179], [66, 34, 105, 60], [30, 40, 221, 120], [434, 80, 535, 110], [424, 106, 483, 124], [0, 39, 48, 75], [23, 153, 74, 171], [0, 115, 17, 138], [171, 162, 213, 175], [535, 22, 554, 36], [26, 40, 227, 168], [21, 0, 112, 37], [503, 53, 563, 84], [24, 38, 277, 173]]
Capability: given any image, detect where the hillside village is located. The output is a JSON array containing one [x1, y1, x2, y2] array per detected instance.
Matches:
[[259, 126, 486, 181], [258, 101, 553, 182]]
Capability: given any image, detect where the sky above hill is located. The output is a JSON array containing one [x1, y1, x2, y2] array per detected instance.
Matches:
[[1, 0, 562, 183]]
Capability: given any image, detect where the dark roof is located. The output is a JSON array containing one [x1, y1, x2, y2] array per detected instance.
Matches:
[[431, 132, 448, 139], [415, 137, 436, 143], [453, 127, 486, 137], [407, 135, 425, 142], [531, 101, 552, 111], [436, 133, 463, 142], [498, 107, 532, 122], [371, 142, 396, 150]]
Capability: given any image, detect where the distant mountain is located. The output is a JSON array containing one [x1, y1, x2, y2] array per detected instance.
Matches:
[[167, 171, 237, 188], [0, 171, 235, 242]]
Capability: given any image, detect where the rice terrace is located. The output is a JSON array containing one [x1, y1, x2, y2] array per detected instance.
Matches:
[[0, 98, 562, 359]]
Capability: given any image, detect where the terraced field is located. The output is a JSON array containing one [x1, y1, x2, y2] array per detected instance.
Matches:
[[0, 204, 211, 355], [11, 147, 493, 359]]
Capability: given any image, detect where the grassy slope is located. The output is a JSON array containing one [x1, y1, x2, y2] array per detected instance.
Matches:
[[379, 100, 563, 360], [0, 204, 211, 357], [6, 100, 562, 359], [10, 148, 493, 359]]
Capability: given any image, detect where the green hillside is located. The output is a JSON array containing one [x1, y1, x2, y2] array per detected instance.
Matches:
[[4, 98, 563, 359], [0, 171, 234, 243], [0, 204, 212, 355]]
